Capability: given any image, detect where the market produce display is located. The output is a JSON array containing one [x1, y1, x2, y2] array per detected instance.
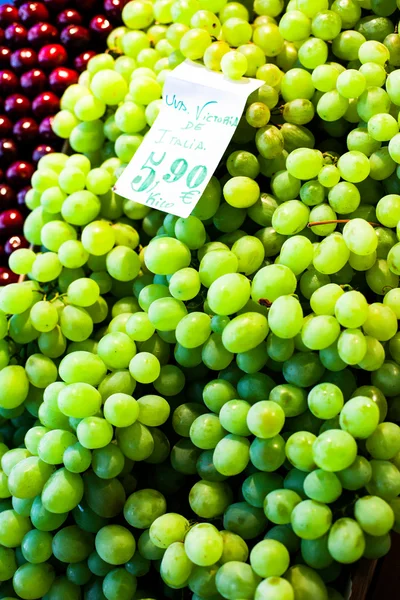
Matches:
[[2, 0, 400, 599], [0, 0, 126, 281]]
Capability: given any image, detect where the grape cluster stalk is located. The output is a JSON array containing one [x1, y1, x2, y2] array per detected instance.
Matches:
[[2, 0, 400, 599]]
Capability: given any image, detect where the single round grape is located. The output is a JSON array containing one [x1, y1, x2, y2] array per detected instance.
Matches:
[[189, 479, 232, 519], [285, 564, 327, 600], [340, 396, 380, 439], [328, 518, 365, 564], [250, 539, 290, 578], [255, 577, 295, 600], [216, 561, 261, 599], [303, 470, 342, 504], [354, 495, 394, 537], [264, 489, 302, 525], [149, 513, 190, 548], [95, 525, 136, 566], [313, 430, 358, 472], [13, 563, 55, 599]]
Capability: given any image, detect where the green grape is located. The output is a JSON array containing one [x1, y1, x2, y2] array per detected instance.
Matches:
[[363, 532, 392, 560], [313, 233, 350, 275], [291, 499, 332, 540], [30, 495, 68, 532], [102, 393, 139, 428], [145, 237, 190, 275], [337, 69, 366, 99], [190, 413, 226, 449], [0, 509, 31, 547], [189, 480, 232, 519], [0, 366, 29, 410], [264, 523, 299, 555], [213, 434, 250, 476], [250, 539, 289, 578], [202, 379, 237, 414], [328, 518, 365, 564], [312, 65, 339, 92], [206, 273, 250, 316], [264, 489, 302, 525], [168, 267, 201, 301], [123, 488, 166, 530], [367, 258, 399, 295], [246, 401, 285, 439], [0, 283, 35, 315], [266, 336, 295, 364], [217, 399, 250, 436], [221, 312, 268, 354], [298, 37, 328, 70], [251, 264, 297, 304], [203, 39, 230, 70], [337, 151, 370, 184], [13, 563, 55, 599], [310, 284, 343, 317], [95, 525, 135, 566], [2, 448, 31, 476], [313, 430, 357, 471], [0, 544, 17, 581], [223, 176, 260, 209], [101, 568, 136, 600], [199, 249, 239, 287], [216, 530, 248, 566], [279, 11, 311, 42], [354, 495, 394, 537], [116, 420, 155, 461], [188, 562, 219, 598], [363, 303, 397, 342], [255, 577, 295, 600], [301, 534, 333, 570], [63, 443, 91, 474], [285, 564, 328, 600], [304, 469, 342, 504], [337, 329, 367, 365], [149, 512, 190, 549], [278, 236, 313, 276], [334, 290, 368, 328], [216, 561, 261, 599], [52, 525, 93, 564], [242, 472, 283, 509], [317, 90, 349, 122], [252, 22, 284, 57], [160, 541, 193, 587], [365, 422, 400, 460], [41, 468, 83, 513], [36, 429, 77, 465], [255, 124, 284, 159], [283, 352, 325, 388], [339, 396, 380, 439], [92, 444, 125, 480], [250, 434, 286, 472], [301, 315, 341, 351], [8, 249, 36, 276], [76, 416, 113, 450], [272, 200, 310, 235], [172, 402, 207, 437], [308, 383, 344, 420]]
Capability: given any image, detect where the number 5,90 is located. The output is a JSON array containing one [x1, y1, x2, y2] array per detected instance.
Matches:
[[131, 152, 208, 193]]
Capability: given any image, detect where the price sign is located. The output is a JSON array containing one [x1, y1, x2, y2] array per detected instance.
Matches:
[[114, 60, 264, 218]]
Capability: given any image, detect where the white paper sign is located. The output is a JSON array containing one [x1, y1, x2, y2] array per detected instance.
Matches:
[[114, 60, 263, 218]]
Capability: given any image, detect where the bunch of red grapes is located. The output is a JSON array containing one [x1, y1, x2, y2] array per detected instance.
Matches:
[[0, 0, 127, 283]]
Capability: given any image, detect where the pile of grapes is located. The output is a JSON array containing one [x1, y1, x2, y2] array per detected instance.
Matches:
[[2, 0, 400, 599], [0, 0, 126, 278]]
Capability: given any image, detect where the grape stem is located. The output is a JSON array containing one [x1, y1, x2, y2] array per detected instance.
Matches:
[[307, 219, 380, 228]]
